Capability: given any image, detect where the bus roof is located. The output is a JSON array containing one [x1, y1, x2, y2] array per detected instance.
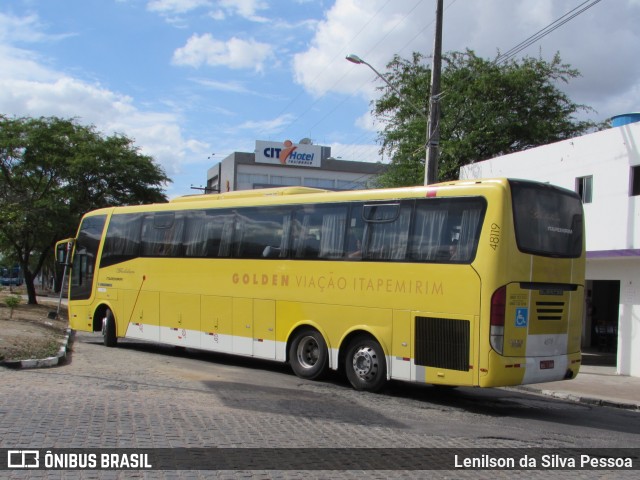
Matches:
[[170, 186, 329, 203], [82, 178, 515, 216]]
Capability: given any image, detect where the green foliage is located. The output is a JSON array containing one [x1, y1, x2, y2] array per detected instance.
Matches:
[[0, 115, 170, 304], [373, 50, 599, 187], [5, 295, 20, 319]]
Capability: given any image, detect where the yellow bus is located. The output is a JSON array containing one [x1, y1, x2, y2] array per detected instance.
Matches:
[[56, 178, 585, 392]]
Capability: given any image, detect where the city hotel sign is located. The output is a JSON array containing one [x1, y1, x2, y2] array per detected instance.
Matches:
[[255, 140, 322, 168]]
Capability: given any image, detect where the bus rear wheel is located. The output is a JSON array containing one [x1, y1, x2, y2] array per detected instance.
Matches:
[[102, 308, 118, 347], [345, 335, 387, 392], [289, 328, 328, 380]]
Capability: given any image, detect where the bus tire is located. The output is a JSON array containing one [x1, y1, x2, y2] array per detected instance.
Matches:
[[345, 335, 387, 392], [289, 328, 328, 380], [102, 308, 118, 347]]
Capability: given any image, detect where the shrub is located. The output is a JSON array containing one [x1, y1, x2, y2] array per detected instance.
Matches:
[[5, 295, 21, 320]]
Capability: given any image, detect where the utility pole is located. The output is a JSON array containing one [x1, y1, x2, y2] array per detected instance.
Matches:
[[424, 0, 443, 185]]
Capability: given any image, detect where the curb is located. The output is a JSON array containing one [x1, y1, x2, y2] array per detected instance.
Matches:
[[2, 328, 73, 369], [514, 385, 640, 412]]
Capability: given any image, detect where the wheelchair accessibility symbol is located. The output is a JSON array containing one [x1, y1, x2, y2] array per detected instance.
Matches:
[[515, 308, 528, 328]]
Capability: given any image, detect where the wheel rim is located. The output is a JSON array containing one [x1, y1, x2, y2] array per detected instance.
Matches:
[[352, 346, 379, 381], [101, 315, 108, 336], [296, 335, 320, 369]]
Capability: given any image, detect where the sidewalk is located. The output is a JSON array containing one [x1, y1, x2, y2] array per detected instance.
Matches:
[[515, 352, 640, 411]]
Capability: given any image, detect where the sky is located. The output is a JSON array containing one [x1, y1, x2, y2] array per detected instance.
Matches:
[[1, 0, 639, 198]]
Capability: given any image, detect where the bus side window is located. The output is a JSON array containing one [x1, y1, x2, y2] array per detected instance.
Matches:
[[361, 203, 411, 261], [451, 205, 483, 262], [409, 198, 485, 263], [233, 207, 290, 259], [346, 204, 364, 259], [293, 204, 348, 260], [218, 214, 235, 257], [292, 209, 320, 259], [318, 207, 347, 259], [410, 201, 449, 262], [181, 209, 236, 258], [184, 211, 207, 257], [101, 213, 143, 268], [141, 212, 185, 257]]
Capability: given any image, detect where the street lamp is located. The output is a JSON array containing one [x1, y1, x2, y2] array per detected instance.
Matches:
[[346, 53, 437, 185], [345, 54, 427, 121]]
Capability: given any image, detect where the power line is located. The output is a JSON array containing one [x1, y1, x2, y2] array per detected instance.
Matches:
[[496, 0, 603, 64], [262, 0, 604, 167], [434, 0, 606, 137]]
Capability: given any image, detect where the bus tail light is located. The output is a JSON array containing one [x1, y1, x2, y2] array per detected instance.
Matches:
[[490, 286, 506, 355]]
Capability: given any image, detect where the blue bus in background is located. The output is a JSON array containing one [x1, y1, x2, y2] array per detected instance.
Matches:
[[0, 266, 23, 286]]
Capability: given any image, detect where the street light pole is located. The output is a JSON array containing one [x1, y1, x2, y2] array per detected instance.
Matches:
[[425, 0, 443, 185], [346, 0, 444, 186], [346, 54, 428, 121]]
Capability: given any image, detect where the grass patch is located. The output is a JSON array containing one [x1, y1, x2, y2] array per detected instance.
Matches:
[[0, 291, 68, 362], [0, 336, 62, 362]]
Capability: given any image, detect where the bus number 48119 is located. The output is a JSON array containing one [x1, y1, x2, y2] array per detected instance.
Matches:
[[489, 223, 501, 251]]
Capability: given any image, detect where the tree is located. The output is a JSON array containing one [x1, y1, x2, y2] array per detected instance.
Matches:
[[373, 50, 600, 187], [0, 115, 170, 304]]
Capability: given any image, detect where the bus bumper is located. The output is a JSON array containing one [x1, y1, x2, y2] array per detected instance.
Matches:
[[480, 350, 582, 387]]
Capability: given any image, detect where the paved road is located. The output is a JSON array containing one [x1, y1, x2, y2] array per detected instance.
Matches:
[[1, 332, 639, 479]]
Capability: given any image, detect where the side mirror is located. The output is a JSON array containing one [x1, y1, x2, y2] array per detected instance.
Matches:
[[55, 239, 75, 266]]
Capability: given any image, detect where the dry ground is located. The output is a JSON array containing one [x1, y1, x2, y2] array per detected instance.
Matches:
[[0, 289, 68, 362]]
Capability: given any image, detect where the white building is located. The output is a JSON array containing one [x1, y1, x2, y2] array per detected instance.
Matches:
[[207, 140, 384, 193], [461, 120, 640, 377]]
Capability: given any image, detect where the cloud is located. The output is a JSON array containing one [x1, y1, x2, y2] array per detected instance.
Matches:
[[172, 33, 274, 72], [218, 0, 269, 22], [0, 25, 205, 177], [233, 114, 296, 136], [192, 78, 281, 100], [329, 141, 388, 164], [0, 11, 74, 44], [147, 0, 212, 15], [294, 0, 640, 122], [147, 0, 268, 22], [192, 78, 255, 94], [0, 12, 41, 43], [0, 76, 207, 176], [293, 0, 432, 98]]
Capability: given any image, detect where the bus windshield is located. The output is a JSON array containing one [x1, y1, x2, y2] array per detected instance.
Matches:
[[510, 180, 583, 258], [70, 214, 107, 301]]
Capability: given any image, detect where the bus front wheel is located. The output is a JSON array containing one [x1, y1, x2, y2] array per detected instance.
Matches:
[[289, 328, 328, 380], [345, 335, 387, 392], [102, 308, 118, 347]]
